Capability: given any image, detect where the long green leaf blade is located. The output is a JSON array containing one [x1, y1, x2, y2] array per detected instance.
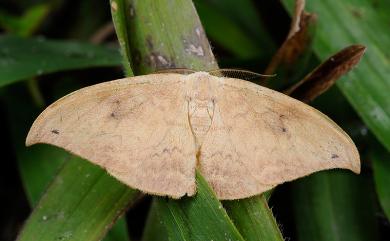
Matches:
[[371, 147, 390, 220], [110, 0, 133, 76], [141, 201, 169, 241], [155, 172, 245, 241], [121, 0, 217, 75], [224, 196, 284, 241], [283, 0, 390, 151], [0, 4, 49, 36], [0, 35, 121, 87], [291, 171, 379, 241], [17, 157, 138, 241]]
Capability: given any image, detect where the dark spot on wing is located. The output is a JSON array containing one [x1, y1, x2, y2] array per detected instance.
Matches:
[[281, 127, 287, 132], [51, 129, 59, 135], [331, 154, 339, 159]]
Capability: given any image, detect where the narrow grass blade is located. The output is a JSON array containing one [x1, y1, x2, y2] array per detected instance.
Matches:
[[291, 171, 379, 241], [110, 0, 133, 75], [283, 0, 390, 151], [0, 4, 49, 36], [104, 219, 131, 241], [224, 196, 284, 241], [154, 172, 244, 241], [17, 157, 138, 241], [121, 0, 217, 74], [371, 147, 390, 220], [0, 35, 121, 87], [141, 201, 169, 241]]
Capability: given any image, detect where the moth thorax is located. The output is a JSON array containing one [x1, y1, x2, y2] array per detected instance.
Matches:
[[188, 99, 215, 146]]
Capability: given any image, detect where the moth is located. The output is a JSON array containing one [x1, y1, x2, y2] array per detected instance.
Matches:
[[26, 70, 360, 200]]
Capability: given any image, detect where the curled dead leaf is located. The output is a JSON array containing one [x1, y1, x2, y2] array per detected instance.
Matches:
[[285, 44, 366, 103], [265, 0, 316, 76]]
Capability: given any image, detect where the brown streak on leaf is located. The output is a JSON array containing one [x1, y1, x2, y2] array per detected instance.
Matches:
[[285, 45, 366, 103]]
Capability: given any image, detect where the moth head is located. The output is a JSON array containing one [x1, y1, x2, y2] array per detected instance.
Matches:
[[185, 72, 218, 100]]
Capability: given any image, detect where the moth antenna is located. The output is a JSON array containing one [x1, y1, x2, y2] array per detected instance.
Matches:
[[208, 68, 276, 81], [153, 68, 196, 75]]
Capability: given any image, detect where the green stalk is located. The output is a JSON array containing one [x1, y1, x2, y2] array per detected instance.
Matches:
[[224, 197, 284, 241], [111, 0, 284, 240]]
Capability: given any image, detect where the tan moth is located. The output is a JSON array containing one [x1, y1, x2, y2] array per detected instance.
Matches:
[[26, 71, 360, 200]]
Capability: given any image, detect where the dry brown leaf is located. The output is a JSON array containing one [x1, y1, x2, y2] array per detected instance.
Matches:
[[265, 0, 316, 75], [285, 45, 366, 103], [288, 0, 306, 39], [26, 72, 360, 200]]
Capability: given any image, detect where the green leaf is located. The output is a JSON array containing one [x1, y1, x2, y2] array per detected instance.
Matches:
[[120, 0, 218, 75], [103, 219, 131, 241], [110, 0, 134, 76], [17, 156, 138, 241], [0, 4, 49, 35], [18, 4, 50, 36], [291, 171, 379, 241], [282, 0, 390, 151], [371, 147, 390, 221], [154, 172, 245, 241], [15, 143, 69, 205], [0, 35, 121, 87], [142, 201, 169, 241], [224, 196, 284, 241], [119, 0, 283, 240]]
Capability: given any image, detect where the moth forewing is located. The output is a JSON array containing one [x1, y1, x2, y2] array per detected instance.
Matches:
[[26, 71, 360, 200]]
